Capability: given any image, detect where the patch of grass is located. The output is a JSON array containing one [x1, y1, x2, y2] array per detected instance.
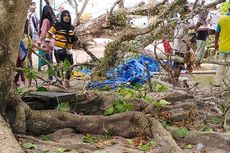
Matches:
[[81, 134, 97, 144]]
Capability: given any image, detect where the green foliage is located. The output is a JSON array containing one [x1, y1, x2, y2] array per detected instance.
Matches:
[[99, 85, 111, 91], [64, 59, 71, 68], [220, 1, 230, 14], [200, 125, 213, 132], [40, 135, 53, 141], [118, 87, 138, 98], [152, 81, 168, 92], [139, 140, 156, 151], [58, 102, 70, 112], [23, 142, 37, 150], [174, 128, 189, 138], [81, 134, 97, 144], [220, 101, 230, 116], [36, 87, 48, 92], [17, 87, 26, 96], [57, 148, 71, 153], [184, 144, 193, 149], [153, 99, 171, 108], [109, 13, 128, 26], [103, 99, 134, 116], [118, 83, 146, 98], [47, 66, 55, 77], [23, 67, 38, 80]]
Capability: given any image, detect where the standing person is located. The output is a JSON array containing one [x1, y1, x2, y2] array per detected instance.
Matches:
[[195, 22, 209, 67], [173, 4, 192, 84], [28, 1, 39, 42], [15, 19, 33, 87], [214, 7, 230, 88], [37, 5, 55, 80], [206, 7, 221, 35], [45, 10, 78, 88]]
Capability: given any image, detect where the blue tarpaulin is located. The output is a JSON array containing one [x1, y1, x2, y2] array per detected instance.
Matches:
[[86, 55, 160, 89]]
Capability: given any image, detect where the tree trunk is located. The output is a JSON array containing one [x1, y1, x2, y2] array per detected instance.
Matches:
[[0, 116, 24, 153]]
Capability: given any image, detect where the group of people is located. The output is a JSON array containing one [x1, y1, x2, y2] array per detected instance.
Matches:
[[16, 2, 77, 88], [172, 3, 230, 89]]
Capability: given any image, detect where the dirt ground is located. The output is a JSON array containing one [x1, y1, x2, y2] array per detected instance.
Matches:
[[19, 42, 230, 153]]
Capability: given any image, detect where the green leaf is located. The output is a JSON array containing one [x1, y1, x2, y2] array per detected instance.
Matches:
[[40, 135, 53, 141], [47, 67, 55, 76], [17, 87, 26, 95], [118, 87, 137, 98], [36, 87, 48, 92], [23, 142, 37, 150], [57, 148, 70, 153], [133, 83, 141, 90], [58, 102, 70, 112], [81, 134, 96, 144], [154, 83, 168, 92], [64, 59, 71, 68], [114, 103, 126, 113], [139, 140, 156, 151], [126, 139, 133, 144], [185, 144, 193, 149], [140, 143, 150, 151], [103, 107, 114, 116], [175, 128, 189, 138], [159, 99, 171, 107], [143, 95, 155, 103]]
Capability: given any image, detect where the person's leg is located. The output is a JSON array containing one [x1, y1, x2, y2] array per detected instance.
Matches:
[[65, 53, 73, 80], [214, 53, 226, 86], [45, 52, 53, 81], [27, 59, 33, 87], [38, 50, 45, 71], [195, 40, 206, 66], [222, 54, 230, 89]]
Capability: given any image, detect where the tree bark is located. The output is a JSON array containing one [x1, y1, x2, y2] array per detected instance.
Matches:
[[0, 116, 24, 153]]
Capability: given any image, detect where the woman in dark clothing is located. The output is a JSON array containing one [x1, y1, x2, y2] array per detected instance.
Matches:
[[46, 10, 77, 87], [37, 5, 55, 81]]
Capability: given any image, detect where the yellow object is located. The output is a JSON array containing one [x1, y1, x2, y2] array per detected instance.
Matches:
[[45, 26, 74, 49], [218, 15, 230, 52], [72, 70, 90, 80]]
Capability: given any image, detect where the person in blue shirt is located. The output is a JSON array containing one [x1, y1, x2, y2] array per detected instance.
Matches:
[[214, 8, 230, 88]]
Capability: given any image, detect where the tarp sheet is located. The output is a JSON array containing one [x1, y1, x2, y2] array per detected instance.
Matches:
[[86, 55, 160, 89]]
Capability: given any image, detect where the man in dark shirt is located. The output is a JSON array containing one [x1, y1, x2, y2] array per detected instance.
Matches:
[[195, 22, 209, 67]]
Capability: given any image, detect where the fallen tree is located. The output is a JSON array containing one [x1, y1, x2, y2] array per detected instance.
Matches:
[[91, 0, 226, 76], [0, 1, 182, 152]]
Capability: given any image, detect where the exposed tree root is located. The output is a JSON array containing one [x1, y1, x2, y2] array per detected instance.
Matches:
[[16, 133, 96, 151], [18, 109, 182, 152], [171, 129, 230, 152]]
